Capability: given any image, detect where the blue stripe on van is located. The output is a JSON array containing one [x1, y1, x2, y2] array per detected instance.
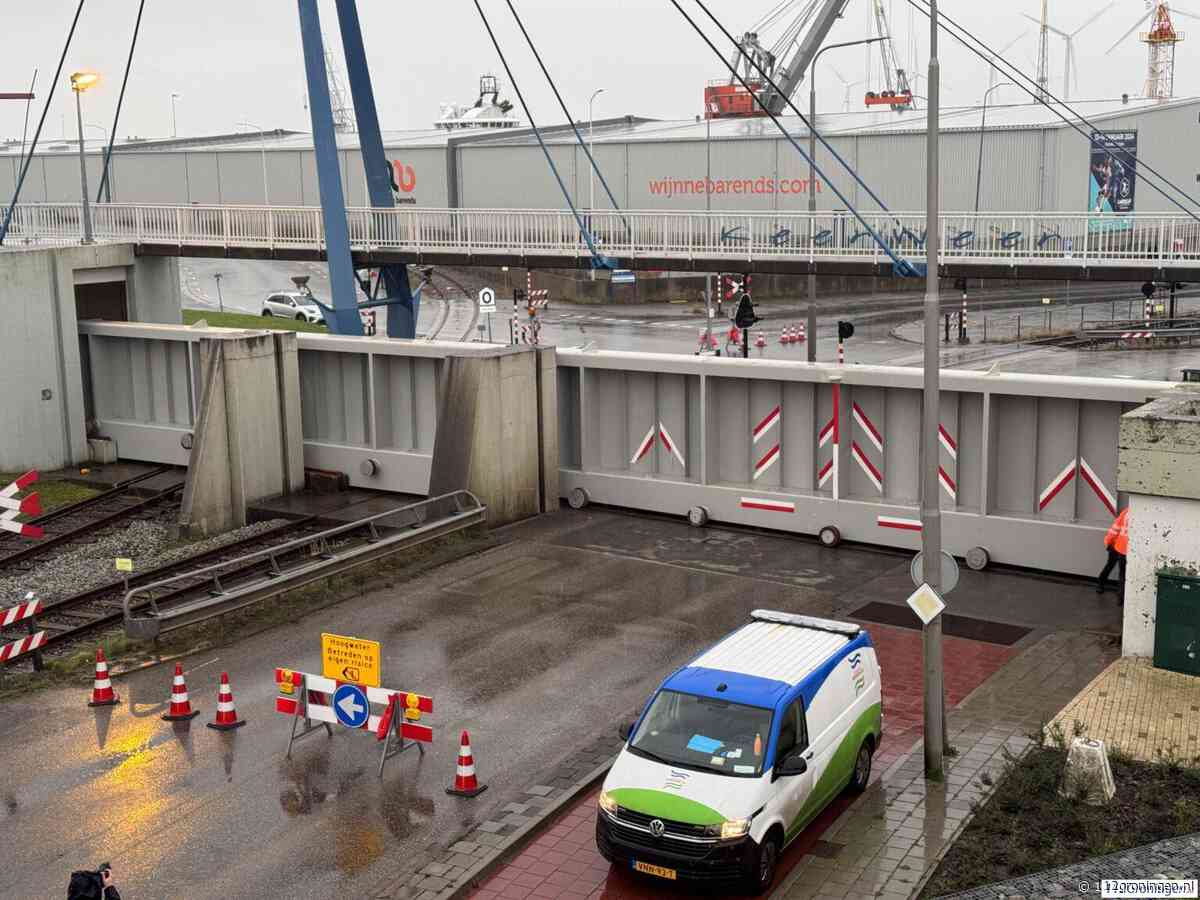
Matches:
[[660, 666, 791, 709]]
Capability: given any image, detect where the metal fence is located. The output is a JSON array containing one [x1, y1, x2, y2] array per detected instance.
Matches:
[[9, 202, 1200, 269]]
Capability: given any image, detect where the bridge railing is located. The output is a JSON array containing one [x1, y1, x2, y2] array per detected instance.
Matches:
[[6, 203, 1199, 267]]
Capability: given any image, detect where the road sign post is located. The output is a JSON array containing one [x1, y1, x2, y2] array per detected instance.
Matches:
[[478, 287, 496, 342]]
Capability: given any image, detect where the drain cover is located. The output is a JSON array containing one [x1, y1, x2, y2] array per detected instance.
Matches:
[[850, 601, 1032, 646]]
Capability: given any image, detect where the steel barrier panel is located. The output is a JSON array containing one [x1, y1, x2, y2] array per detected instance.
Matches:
[[555, 350, 1175, 577], [557, 367, 581, 470]]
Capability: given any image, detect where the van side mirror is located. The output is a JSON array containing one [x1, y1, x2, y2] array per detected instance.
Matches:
[[774, 751, 808, 780], [618, 721, 634, 742]]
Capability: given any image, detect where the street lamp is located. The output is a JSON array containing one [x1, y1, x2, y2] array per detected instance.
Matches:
[[588, 89, 604, 282], [806, 37, 884, 362], [170, 92, 181, 138], [70, 71, 100, 244], [973, 82, 1014, 214], [237, 121, 271, 205]]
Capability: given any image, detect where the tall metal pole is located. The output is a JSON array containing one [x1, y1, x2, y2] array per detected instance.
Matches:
[[74, 88, 93, 244], [974, 82, 1012, 214], [588, 89, 603, 282], [807, 67, 818, 362], [921, 0, 946, 778]]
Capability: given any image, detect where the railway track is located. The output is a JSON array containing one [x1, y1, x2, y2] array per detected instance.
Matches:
[[0, 466, 184, 572], [0, 516, 325, 666]]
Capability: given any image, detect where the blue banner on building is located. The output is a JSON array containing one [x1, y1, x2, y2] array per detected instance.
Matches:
[[1088, 131, 1137, 233]]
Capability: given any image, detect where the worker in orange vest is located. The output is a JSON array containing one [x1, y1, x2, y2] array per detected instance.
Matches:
[[1097, 507, 1129, 602]]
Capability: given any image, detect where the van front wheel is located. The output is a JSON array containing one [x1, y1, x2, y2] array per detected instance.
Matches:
[[849, 740, 873, 793], [746, 832, 780, 896]]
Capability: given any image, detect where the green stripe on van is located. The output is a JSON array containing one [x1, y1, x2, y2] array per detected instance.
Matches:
[[785, 702, 882, 842], [607, 788, 725, 825]]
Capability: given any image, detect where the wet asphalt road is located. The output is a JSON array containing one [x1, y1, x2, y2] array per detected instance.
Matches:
[[0, 508, 1119, 900]]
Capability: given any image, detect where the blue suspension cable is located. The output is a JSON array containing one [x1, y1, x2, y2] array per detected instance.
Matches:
[[96, 0, 147, 203], [0, 0, 87, 246], [668, 0, 919, 276], [472, 0, 613, 269], [502, 0, 631, 237], [690, 0, 900, 223]]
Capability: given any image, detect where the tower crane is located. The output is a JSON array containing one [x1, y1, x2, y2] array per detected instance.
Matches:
[[863, 0, 913, 110], [1106, 1, 1197, 102], [704, 0, 852, 118]]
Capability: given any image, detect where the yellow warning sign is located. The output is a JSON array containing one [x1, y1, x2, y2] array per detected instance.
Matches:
[[115, 558, 133, 573], [321, 633, 381, 687]]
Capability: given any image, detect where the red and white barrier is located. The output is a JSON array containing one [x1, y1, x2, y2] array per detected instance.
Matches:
[[878, 515, 923, 532], [0, 630, 46, 663], [274, 669, 435, 744], [0, 592, 40, 627], [0, 471, 42, 538], [740, 496, 795, 514]]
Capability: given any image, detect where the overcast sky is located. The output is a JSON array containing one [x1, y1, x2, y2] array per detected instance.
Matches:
[[1, 0, 1193, 143]]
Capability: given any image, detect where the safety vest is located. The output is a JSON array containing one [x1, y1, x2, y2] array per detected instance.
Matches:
[[1105, 508, 1129, 556]]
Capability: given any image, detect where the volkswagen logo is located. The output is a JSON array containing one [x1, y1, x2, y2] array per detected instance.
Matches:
[[649, 819, 665, 838]]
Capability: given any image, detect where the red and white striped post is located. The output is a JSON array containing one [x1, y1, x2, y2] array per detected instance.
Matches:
[[837, 337, 845, 365]]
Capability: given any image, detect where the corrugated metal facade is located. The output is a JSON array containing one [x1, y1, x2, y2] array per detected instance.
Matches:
[[3, 98, 1196, 214]]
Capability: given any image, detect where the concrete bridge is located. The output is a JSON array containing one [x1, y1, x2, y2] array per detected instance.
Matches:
[[6, 202, 1200, 281]]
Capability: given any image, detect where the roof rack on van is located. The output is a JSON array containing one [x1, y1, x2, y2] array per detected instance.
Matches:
[[751, 609, 861, 638]]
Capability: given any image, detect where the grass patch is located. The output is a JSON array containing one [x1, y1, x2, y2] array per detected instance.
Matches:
[[922, 729, 1200, 897], [0, 527, 497, 701], [183, 308, 330, 334], [0, 472, 101, 514]]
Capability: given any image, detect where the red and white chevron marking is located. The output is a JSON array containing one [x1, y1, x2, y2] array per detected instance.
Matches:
[[753, 405, 781, 443], [0, 494, 40, 515], [0, 510, 42, 538], [1039, 459, 1078, 510], [0, 630, 46, 663], [658, 423, 686, 467], [817, 458, 834, 487], [852, 403, 883, 452], [1120, 331, 1153, 339], [938, 424, 957, 460], [938, 465, 957, 500], [0, 471, 37, 499], [1078, 457, 1118, 517], [878, 515, 923, 532], [740, 496, 795, 514], [1, 592, 41, 627], [754, 443, 780, 480], [851, 441, 882, 492], [818, 417, 835, 448], [631, 425, 656, 464]]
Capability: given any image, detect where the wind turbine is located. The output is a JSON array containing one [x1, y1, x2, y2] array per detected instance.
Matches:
[[987, 33, 1029, 91], [828, 65, 864, 112], [1022, 3, 1115, 100]]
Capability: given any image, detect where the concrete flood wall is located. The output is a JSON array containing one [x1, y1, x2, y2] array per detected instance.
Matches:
[[0, 244, 180, 470], [555, 350, 1176, 577]]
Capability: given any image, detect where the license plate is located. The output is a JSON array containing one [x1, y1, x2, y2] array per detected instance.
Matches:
[[633, 860, 677, 880]]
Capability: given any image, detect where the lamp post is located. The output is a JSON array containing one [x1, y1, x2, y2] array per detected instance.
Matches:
[[213, 272, 225, 314], [237, 121, 271, 205], [807, 38, 884, 362], [588, 89, 604, 281], [85, 123, 110, 201], [974, 82, 1014, 214], [170, 92, 180, 138], [921, 0, 946, 779], [70, 71, 100, 244]]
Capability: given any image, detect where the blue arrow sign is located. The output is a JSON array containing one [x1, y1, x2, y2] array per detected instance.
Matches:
[[333, 683, 369, 729]]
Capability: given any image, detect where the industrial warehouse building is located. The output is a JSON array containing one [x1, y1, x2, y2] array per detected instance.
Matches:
[[3, 96, 1198, 215]]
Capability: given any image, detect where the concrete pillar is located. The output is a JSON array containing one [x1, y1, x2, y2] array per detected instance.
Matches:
[[179, 331, 305, 536], [428, 345, 554, 526], [1117, 388, 1200, 657]]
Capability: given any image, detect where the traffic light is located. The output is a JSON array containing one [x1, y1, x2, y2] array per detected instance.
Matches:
[[1141, 281, 1156, 299], [954, 277, 968, 293], [838, 320, 855, 341], [733, 292, 759, 329]]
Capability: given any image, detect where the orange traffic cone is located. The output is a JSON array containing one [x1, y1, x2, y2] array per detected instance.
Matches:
[[446, 730, 487, 797], [87, 648, 120, 707], [162, 662, 199, 721], [206, 672, 245, 731]]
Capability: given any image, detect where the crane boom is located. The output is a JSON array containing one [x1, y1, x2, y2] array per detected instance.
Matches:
[[864, 0, 912, 111], [762, 0, 850, 114]]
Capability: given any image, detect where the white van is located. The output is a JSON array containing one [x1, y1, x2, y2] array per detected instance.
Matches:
[[596, 610, 883, 894]]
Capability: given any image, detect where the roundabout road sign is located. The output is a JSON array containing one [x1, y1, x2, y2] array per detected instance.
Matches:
[[333, 683, 369, 729]]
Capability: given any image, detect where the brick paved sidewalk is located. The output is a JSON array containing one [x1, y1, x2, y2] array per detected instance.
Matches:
[[937, 832, 1200, 899], [773, 630, 1118, 900]]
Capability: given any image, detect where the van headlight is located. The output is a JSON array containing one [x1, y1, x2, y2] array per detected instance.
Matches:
[[598, 791, 618, 816], [720, 817, 752, 840]]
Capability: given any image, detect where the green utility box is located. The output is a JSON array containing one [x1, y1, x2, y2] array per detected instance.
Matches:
[[1153, 573, 1200, 676]]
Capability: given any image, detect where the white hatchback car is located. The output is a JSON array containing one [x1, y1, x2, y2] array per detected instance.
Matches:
[[261, 291, 324, 324]]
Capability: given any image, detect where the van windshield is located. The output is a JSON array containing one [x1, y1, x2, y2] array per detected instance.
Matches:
[[628, 689, 773, 778]]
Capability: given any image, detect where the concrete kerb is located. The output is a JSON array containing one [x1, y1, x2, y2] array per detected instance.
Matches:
[[444, 755, 616, 900]]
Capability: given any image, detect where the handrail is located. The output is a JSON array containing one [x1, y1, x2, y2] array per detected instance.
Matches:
[[122, 490, 483, 632]]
